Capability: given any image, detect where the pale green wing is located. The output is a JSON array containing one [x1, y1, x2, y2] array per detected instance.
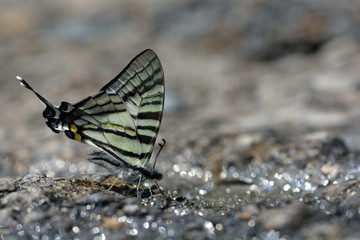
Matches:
[[72, 49, 165, 167], [72, 91, 142, 166]]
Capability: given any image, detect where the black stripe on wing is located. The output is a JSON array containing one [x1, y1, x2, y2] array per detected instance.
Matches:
[[100, 49, 165, 161]]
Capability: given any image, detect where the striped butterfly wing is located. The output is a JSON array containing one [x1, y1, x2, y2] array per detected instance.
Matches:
[[72, 49, 165, 167]]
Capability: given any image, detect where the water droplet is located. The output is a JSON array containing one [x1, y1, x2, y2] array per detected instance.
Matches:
[[172, 164, 180, 172], [283, 184, 291, 191], [128, 228, 138, 236], [151, 222, 158, 228], [204, 221, 214, 234], [72, 226, 80, 233], [215, 223, 223, 231], [199, 189, 207, 195], [69, 164, 78, 173], [158, 226, 166, 234], [55, 159, 65, 169], [118, 216, 127, 223], [168, 228, 175, 236], [94, 233, 106, 240], [304, 182, 313, 191]]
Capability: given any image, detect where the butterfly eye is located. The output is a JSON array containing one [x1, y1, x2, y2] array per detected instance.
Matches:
[[42, 106, 56, 119]]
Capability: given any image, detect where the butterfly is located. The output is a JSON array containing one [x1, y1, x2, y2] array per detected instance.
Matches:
[[17, 49, 165, 184]]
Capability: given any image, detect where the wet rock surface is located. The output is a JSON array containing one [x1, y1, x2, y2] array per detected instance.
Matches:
[[1, 136, 360, 239], [1, 1, 360, 239]]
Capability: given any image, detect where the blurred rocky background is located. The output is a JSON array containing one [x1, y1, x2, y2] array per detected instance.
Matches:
[[1, 0, 360, 239]]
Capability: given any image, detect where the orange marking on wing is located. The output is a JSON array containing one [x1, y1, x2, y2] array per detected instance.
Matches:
[[69, 124, 81, 142], [70, 124, 77, 133], [73, 132, 81, 142]]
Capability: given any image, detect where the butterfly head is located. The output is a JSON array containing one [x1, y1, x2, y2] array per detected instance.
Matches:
[[42, 105, 62, 133]]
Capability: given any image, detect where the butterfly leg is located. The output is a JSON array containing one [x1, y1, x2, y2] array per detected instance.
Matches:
[[154, 181, 164, 195], [146, 180, 154, 197], [108, 176, 120, 191], [136, 175, 142, 198]]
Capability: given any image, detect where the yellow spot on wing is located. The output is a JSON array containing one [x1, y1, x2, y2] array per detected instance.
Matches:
[[70, 124, 81, 142], [70, 124, 77, 132], [73, 132, 81, 142], [101, 123, 136, 136], [83, 123, 96, 129], [82, 123, 135, 136]]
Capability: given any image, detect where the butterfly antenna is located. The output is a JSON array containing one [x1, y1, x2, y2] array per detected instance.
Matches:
[[152, 138, 166, 171], [16, 76, 53, 108]]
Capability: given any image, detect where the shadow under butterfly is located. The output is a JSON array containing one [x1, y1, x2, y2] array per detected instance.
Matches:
[[17, 49, 165, 197]]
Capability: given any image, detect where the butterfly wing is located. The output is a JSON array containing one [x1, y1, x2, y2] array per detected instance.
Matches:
[[68, 91, 142, 166], [72, 49, 165, 167], [103, 49, 165, 164]]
